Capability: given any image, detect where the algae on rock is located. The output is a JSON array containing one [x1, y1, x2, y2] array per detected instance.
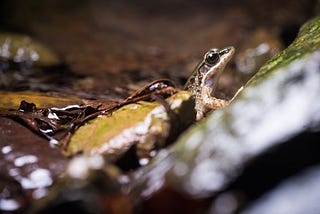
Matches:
[[67, 91, 195, 163]]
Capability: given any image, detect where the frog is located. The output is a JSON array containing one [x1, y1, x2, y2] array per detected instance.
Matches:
[[184, 46, 235, 120]]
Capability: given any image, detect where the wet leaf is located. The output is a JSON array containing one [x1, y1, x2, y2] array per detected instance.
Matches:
[[0, 79, 180, 156]]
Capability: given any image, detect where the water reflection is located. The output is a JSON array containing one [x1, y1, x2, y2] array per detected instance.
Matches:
[[0, 198, 20, 212], [14, 155, 38, 167]]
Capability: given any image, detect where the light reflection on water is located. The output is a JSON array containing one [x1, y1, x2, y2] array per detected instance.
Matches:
[[1, 144, 57, 200], [0, 199, 20, 212], [20, 168, 52, 190], [1, 145, 12, 154], [14, 155, 38, 167]]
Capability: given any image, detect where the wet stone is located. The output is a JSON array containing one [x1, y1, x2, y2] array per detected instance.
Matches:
[[0, 117, 67, 206], [129, 16, 320, 213]]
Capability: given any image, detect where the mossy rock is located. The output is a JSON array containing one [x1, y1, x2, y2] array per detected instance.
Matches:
[[67, 91, 195, 160], [0, 32, 60, 66], [130, 16, 320, 198], [0, 91, 82, 109]]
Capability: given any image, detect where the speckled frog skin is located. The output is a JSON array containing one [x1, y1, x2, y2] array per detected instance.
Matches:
[[184, 47, 235, 120]]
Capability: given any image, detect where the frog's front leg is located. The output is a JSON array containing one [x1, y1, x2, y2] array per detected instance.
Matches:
[[201, 86, 229, 110]]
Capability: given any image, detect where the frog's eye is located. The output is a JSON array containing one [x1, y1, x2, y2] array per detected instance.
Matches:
[[205, 51, 220, 65]]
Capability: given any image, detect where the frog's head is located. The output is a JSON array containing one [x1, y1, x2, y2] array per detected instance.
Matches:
[[201, 46, 235, 86], [204, 46, 234, 74], [184, 46, 235, 94]]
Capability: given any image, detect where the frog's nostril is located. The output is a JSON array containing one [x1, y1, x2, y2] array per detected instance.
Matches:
[[220, 49, 229, 55]]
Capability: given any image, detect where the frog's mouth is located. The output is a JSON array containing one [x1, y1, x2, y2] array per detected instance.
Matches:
[[218, 46, 235, 66]]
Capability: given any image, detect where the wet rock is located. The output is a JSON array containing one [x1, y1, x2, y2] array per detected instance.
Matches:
[[0, 175, 28, 213], [0, 33, 80, 92], [0, 117, 67, 211], [0, 33, 60, 67], [129, 16, 320, 212], [67, 91, 195, 170], [220, 130, 320, 214], [240, 164, 320, 214], [30, 156, 132, 214]]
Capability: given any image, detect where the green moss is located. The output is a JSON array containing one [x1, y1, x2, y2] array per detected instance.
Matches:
[[0, 91, 82, 109], [67, 101, 156, 155], [67, 91, 194, 156], [248, 16, 320, 85]]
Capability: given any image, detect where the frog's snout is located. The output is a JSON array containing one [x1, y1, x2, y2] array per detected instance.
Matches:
[[219, 46, 235, 57]]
